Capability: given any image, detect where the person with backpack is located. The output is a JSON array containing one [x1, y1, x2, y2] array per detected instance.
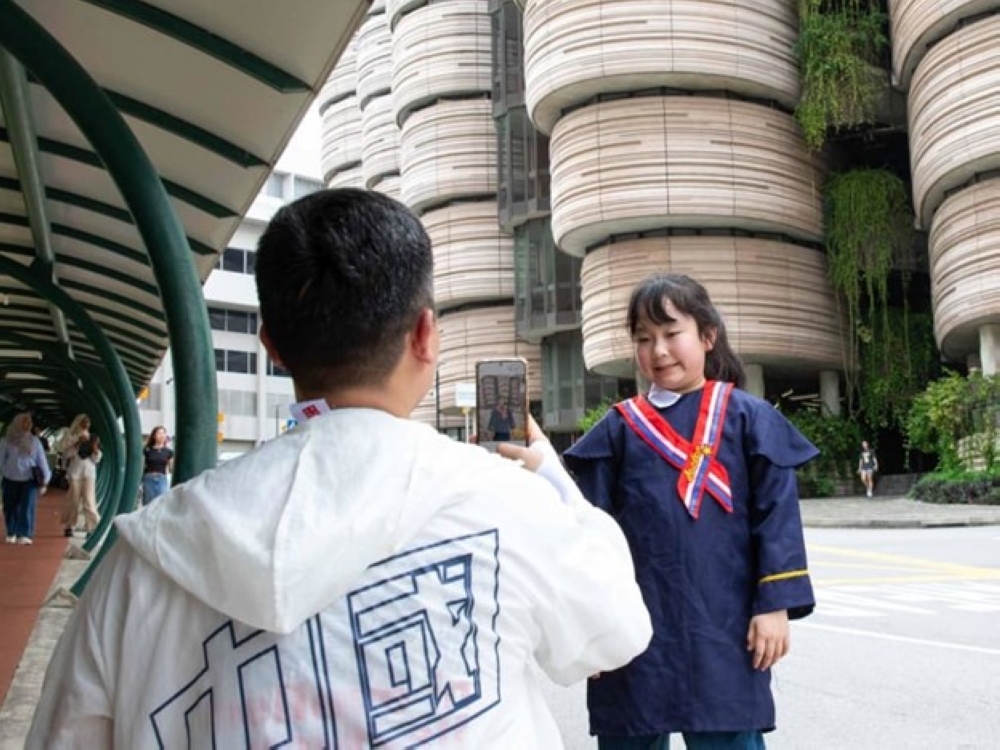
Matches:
[[58, 414, 102, 538]]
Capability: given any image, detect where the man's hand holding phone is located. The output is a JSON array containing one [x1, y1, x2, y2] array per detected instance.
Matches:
[[497, 414, 546, 471], [498, 416, 585, 507]]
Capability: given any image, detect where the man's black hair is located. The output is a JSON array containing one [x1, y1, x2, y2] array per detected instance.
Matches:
[[256, 188, 433, 391]]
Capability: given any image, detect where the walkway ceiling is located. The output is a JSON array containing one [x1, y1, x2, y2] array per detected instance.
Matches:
[[0, 0, 368, 428]]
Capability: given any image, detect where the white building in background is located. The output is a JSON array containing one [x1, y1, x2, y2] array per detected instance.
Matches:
[[138, 107, 324, 456]]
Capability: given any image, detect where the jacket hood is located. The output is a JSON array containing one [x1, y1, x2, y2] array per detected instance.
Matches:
[[116, 409, 504, 634]]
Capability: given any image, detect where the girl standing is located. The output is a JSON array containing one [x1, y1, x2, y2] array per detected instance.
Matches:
[[0, 412, 51, 544], [141, 426, 173, 505], [564, 274, 817, 750], [59, 414, 101, 537]]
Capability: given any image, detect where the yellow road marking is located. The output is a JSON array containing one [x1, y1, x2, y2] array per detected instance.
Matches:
[[807, 544, 1000, 585]]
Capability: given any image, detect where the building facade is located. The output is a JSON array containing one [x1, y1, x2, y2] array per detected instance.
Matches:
[[318, 0, 865, 439], [149, 0, 1000, 452]]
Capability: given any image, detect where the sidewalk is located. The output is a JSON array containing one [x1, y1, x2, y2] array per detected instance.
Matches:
[[1, 493, 999, 747], [800, 493, 1000, 528]]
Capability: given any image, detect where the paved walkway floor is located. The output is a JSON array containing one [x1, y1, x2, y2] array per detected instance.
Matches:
[[800, 494, 1000, 528], [0, 490, 71, 710], [1, 492, 999, 746]]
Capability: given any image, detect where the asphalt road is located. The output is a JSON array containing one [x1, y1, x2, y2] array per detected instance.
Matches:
[[543, 525, 1000, 750]]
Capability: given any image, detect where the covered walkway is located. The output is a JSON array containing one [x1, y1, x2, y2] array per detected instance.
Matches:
[[0, 0, 366, 739], [1, 0, 366, 590]]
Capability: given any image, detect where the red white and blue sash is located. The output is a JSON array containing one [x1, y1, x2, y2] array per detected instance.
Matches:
[[615, 381, 734, 518]]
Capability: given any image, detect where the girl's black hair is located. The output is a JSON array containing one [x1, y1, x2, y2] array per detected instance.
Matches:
[[626, 274, 746, 388], [145, 425, 167, 450]]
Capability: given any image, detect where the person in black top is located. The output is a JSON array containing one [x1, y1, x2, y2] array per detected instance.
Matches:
[[141, 426, 174, 506], [858, 440, 878, 498]]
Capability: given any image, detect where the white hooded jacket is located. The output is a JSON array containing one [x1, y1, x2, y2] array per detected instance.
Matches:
[[28, 409, 652, 748]]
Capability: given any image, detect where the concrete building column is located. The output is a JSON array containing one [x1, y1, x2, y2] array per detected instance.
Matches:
[[820, 369, 841, 416], [744, 363, 765, 398], [979, 324, 1000, 376]]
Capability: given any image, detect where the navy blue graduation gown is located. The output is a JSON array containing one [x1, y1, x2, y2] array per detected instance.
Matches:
[[564, 386, 818, 736]]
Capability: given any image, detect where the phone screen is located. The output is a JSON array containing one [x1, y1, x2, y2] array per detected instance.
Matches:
[[475, 358, 528, 452]]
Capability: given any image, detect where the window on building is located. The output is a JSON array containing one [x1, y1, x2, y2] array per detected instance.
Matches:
[[293, 176, 323, 198], [214, 348, 259, 374], [219, 389, 258, 416], [208, 308, 226, 331], [489, 0, 524, 111], [514, 219, 582, 339], [541, 332, 629, 432], [267, 359, 292, 378], [217, 248, 256, 275], [263, 172, 285, 198], [227, 351, 250, 374], [208, 308, 259, 334]]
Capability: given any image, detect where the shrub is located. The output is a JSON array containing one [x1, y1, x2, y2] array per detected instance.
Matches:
[[797, 472, 836, 498], [910, 470, 1000, 505], [577, 399, 615, 434]]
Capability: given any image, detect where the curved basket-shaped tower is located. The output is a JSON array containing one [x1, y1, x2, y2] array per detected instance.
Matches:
[[522, 0, 843, 397], [320, 95, 363, 186], [361, 94, 401, 189], [524, 0, 800, 134], [549, 97, 823, 256], [424, 202, 515, 311], [372, 173, 401, 200], [391, 0, 492, 126], [327, 165, 365, 189], [399, 98, 497, 213], [319, 37, 358, 108], [436, 306, 542, 405], [910, 16, 1000, 230], [356, 9, 393, 108], [929, 178, 1000, 360], [411, 306, 541, 431], [888, 0, 998, 89], [579, 237, 844, 377]]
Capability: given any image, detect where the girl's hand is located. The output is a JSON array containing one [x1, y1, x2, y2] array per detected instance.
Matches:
[[746, 610, 789, 670], [497, 414, 547, 472]]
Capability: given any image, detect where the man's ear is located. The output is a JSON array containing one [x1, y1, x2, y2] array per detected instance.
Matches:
[[410, 308, 438, 365], [259, 325, 285, 367]]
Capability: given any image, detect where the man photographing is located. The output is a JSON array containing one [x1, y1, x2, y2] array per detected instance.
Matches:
[[29, 188, 651, 748]]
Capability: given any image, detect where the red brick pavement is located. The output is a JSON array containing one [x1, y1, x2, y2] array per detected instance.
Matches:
[[0, 489, 68, 708]]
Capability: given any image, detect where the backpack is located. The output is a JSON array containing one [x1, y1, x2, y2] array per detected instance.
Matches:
[[77, 436, 94, 459]]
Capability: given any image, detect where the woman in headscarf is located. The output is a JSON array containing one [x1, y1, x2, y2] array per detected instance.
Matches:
[[0, 412, 51, 544]]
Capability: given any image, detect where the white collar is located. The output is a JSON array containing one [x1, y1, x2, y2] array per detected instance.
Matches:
[[646, 385, 682, 409]]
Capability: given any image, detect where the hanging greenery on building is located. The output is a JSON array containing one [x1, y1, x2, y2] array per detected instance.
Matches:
[[824, 168, 936, 430], [795, 0, 887, 150]]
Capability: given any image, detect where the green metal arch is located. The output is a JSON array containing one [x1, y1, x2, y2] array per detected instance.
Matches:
[[0, 127, 239, 226], [0, 331, 127, 520], [0, 0, 217, 487], [0, 333, 132, 590], [81, 0, 310, 93], [0, 364, 119, 530], [0, 256, 141, 582]]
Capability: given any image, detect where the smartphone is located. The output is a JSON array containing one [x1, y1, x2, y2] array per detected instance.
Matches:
[[475, 358, 529, 452]]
